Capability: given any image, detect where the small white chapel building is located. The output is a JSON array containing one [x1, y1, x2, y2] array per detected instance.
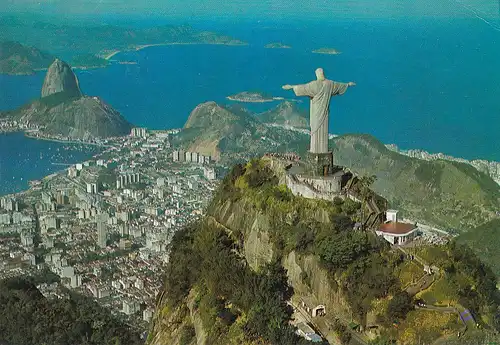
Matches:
[[376, 210, 419, 245]]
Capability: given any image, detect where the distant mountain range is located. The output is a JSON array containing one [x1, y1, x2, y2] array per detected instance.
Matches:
[[0, 41, 54, 75], [1, 59, 131, 140], [0, 16, 246, 73]]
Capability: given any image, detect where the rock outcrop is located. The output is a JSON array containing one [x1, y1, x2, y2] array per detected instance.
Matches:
[[41, 59, 82, 98], [147, 163, 355, 345], [147, 158, 500, 345], [16, 96, 131, 140], [4, 59, 131, 140]]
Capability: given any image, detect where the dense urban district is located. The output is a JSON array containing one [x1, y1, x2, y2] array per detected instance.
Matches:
[[0, 128, 220, 335]]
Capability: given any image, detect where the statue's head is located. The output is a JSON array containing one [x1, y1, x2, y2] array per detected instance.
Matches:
[[315, 68, 326, 81]]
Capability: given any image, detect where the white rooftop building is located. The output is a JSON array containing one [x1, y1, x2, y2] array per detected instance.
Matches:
[[376, 210, 419, 245]]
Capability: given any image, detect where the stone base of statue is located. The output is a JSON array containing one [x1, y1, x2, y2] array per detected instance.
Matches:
[[304, 151, 334, 176]]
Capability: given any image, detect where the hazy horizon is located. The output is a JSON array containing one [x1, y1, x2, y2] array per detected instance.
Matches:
[[2, 0, 500, 21]]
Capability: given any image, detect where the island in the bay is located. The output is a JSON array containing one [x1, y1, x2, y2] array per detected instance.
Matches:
[[265, 42, 292, 49], [227, 91, 285, 103], [313, 47, 342, 55], [0, 16, 247, 74]]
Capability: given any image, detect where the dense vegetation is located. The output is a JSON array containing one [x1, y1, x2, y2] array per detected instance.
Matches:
[[214, 160, 401, 323], [0, 40, 54, 75], [329, 134, 500, 230], [70, 53, 110, 68], [160, 159, 500, 344], [416, 242, 500, 327], [0, 277, 141, 345], [457, 219, 500, 277], [165, 221, 323, 345]]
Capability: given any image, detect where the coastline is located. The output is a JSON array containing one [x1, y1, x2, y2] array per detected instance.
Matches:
[[23, 132, 111, 148], [104, 41, 249, 61], [0, 40, 249, 75], [227, 96, 276, 103]]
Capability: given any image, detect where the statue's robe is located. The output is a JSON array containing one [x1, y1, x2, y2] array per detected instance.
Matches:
[[293, 80, 348, 153]]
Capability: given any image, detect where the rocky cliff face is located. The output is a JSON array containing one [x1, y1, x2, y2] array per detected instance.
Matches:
[[5, 59, 131, 139], [16, 96, 131, 140], [147, 159, 500, 345], [147, 163, 355, 345], [41, 59, 82, 98], [148, 199, 349, 345]]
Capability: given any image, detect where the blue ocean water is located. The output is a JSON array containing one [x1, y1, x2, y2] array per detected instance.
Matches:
[[0, 18, 499, 194], [0, 133, 101, 195]]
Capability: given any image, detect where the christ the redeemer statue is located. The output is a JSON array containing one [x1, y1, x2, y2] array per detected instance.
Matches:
[[282, 68, 355, 154]]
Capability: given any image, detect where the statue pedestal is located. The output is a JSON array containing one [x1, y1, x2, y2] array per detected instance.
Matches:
[[305, 151, 334, 176]]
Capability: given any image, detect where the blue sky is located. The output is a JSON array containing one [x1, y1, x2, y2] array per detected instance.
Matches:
[[2, 0, 499, 20]]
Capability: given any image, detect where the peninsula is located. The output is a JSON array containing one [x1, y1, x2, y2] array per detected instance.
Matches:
[[265, 42, 292, 49], [312, 47, 342, 55], [0, 41, 54, 75], [227, 91, 284, 103], [0, 17, 247, 72]]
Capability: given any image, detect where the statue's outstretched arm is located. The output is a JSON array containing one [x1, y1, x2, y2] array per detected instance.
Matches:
[[282, 84, 295, 90]]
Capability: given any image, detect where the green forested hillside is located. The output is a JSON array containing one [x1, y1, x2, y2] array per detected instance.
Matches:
[[457, 220, 500, 277], [0, 278, 141, 345], [0, 41, 54, 75], [148, 160, 500, 345], [330, 134, 500, 230]]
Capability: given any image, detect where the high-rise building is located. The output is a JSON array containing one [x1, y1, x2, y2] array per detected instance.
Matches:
[[172, 150, 180, 162], [86, 183, 94, 194], [185, 151, 192, 162], [71, 274, 82, 288], [97, 214, 108, 248], [131, 127, 147, 138], [68, 166, 78, 178], [191, 152, 198, 163], [1, 213, 13, 225], [203, 167, 216, 180], [1, 198, 19, 212]]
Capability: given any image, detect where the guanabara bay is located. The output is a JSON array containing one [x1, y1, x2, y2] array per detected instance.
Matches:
[[0, 2, 499, 345]]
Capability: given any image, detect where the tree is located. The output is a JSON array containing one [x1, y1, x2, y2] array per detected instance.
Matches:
[[358, 175, 377, 227], [387, 291, 413, 321]]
